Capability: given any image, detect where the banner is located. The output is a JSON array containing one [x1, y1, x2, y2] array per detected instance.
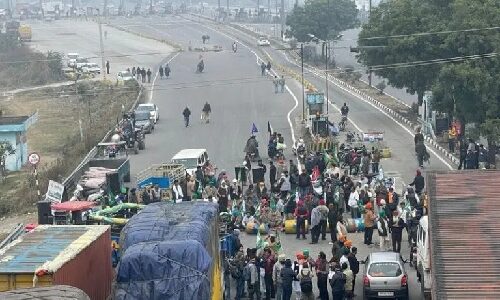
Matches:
[[46, 180, 64, 203]]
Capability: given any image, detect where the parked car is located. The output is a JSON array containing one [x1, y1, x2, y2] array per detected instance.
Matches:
[[362, 252, 409, 299], [117, 71, 134, 82], [67, 53, 79, 68], [81, 63, 101, 74], [136, 103, 159, 124], [134, 111, 154, 133], [257, 36, 270, 46], [75, 58, 89, 70]]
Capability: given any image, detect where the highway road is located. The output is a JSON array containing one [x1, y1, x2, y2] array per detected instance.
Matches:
[[29, 15, 439, 299], [108, 14, 438, 299], [26, 19, 174, 79]]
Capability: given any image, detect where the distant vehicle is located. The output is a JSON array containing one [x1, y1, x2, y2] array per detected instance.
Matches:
[[362, 252, 409, 299], [18, 24, 32, 41], [171, 148, 209, 175], [257, 36, 270, 46], [117, 71, 134, 82], [81, 62, 101, 74], [136, 103, 159, 124], [75, 58, 89, 69], [67, 53, 79, 67], [134, 110, 154, 134]]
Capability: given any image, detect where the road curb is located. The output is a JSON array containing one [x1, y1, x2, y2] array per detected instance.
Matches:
[[105, 22, 184, 51]]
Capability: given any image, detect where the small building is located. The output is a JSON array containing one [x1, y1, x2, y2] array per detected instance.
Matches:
[[0, 112, 37, 171]]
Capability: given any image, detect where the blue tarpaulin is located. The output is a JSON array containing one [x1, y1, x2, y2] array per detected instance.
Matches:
[[114, 201, 219, 300], [115, 240, 212, 300]]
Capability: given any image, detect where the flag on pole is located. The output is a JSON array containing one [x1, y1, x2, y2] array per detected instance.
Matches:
[[251, 123, 258, 135], [267, 121, 273, 135]]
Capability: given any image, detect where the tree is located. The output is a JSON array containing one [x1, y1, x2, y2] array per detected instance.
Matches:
[[357, 0, 452, 105], [0, 141, 15, 177], [376, 81, 386, 94], [286, 0, 358, 43]]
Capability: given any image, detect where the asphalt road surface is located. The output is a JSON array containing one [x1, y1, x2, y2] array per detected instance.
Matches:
[[108, 14, 438, 299], [26, 19, 174, 79], [29, 15, 438, 299]]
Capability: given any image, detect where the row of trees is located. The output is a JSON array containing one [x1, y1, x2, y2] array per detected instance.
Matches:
[[357, 0, 499, 147]]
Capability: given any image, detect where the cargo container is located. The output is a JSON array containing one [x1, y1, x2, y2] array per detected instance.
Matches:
[[114, 201, 222, 300], [0, 285, 90, 299], [417, 170, 500, 299], [0, 225, 112, 300]]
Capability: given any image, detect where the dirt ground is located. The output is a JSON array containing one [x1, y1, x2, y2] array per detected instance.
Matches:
[[0, 80, 140, 217]]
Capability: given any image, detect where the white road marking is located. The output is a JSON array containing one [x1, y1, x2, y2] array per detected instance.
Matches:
[[281, 51, 454, 171], [149, 52, 180, 103]]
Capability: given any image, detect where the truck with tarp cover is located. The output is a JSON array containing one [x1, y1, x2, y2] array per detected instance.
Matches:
[[114, 201, 222, 300]]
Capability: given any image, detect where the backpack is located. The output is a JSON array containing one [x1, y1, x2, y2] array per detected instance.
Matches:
[[300, 270, 313, 293], [330, 271, 346, 292]]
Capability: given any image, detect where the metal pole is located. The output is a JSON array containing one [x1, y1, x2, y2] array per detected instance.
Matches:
[[280, 0, 285, 39], [301, 43, 305, 121], [218, 0, 221, 18], [325, 42, 329, 114], [97, 12, 106, 80], [227, 0, 229, 15]]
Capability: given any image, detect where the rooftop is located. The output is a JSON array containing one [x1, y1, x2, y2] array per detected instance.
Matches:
[[428, 170, 500, 300], [0, 225, 109, 273], [0, 116, 30, 126]]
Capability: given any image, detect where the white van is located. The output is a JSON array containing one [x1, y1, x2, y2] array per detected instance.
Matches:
[[171, 149, 209, 175]]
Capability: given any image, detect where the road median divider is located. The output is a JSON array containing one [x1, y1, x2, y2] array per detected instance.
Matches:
[[105, 22, 184, 51]]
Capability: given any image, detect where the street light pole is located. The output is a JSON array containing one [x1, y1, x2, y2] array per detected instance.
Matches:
[[97, 13, 106, 80], [325, 41, 329, 114], [301, 43, 305, 121]]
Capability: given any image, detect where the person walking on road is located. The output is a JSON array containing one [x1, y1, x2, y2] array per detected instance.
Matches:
[[458, 138, 467, 170], [329, 263, 346, 300], [159, 65, 164, 79], [328, 203, 339, 245], [279, 76, 286, 93], [132, 67, 136, 77], [389, 210, 405, 253], [182, 106, 191, 127], [266, 61, 272, 72], [310, 205, 321, 244], [347, 247, 359, 295], [146, 68, 152, 83], [297, 262, 315, 300], [294, 200, 308, 240], [315, 252, 329, 300], [317, 199, 329, 241], [409, 169, 425, 195], [363, 202, 376, 246], [141, 68, 146, 83], [448, 125, 457, 153], [261, 62, 267, 76], [280, 259, 296, 300], [105, 60, 110, 74], [201, 101, 211, 124], [273, 76, 279, 93], [377, 211, 390, 250], [273, 254, 286, 300], [269, 161, 277, 188], [164, 64, 171, 78], [342, 262, 354, 299]]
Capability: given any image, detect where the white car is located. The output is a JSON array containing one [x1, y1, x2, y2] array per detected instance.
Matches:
[[81, 63, 101, 74], [117, 71, 135, 82], [257, 37, 271, 46], [67, 53, 79, 68], [136, 103, 159, 124], [75, 58, 89, 70]]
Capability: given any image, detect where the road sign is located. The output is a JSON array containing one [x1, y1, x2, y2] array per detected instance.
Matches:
[[28, 152, 40, 166], [46, 180, 64, 203]]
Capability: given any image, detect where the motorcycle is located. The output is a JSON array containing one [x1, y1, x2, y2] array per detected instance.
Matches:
[[232, 43, 237, 53], [339, 115, 348, 131], [134, 127, 146, 150]]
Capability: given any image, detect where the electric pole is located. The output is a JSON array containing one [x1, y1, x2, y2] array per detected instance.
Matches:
[[280, 0, 285, 38]]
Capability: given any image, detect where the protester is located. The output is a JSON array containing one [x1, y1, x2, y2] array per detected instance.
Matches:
[[298, 262, 314, 300], [281, 259, 296, 300], [364, 202, 376, 246], [273, 254, 286, 300], [329, 263, 346, 300], [342, 262, 354, 299], [347, 247, 359, 294], [295, 201, 308, 240], [377, 210, 390, 250], [315, 251, 329, 300], [389, 210, 406, 253]]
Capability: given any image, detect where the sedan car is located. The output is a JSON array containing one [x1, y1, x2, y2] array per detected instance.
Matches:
[[133, 111, 154, 133], [257, 37, 271, 46], [117, 71, 135, 82], [136, 103, 159, 124], [362, 252, 409, 299], [81, 63, 101, 74]]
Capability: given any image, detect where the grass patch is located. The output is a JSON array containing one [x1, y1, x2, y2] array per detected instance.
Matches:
[[0, 80, 142, 217]]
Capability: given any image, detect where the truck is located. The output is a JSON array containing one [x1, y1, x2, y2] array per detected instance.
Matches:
[[136, 163, 185, 190], [0, 225, 112, 300], [18, 24, 31, 41], [416, 170, 500, 299], [114, 201, 222, 300]]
